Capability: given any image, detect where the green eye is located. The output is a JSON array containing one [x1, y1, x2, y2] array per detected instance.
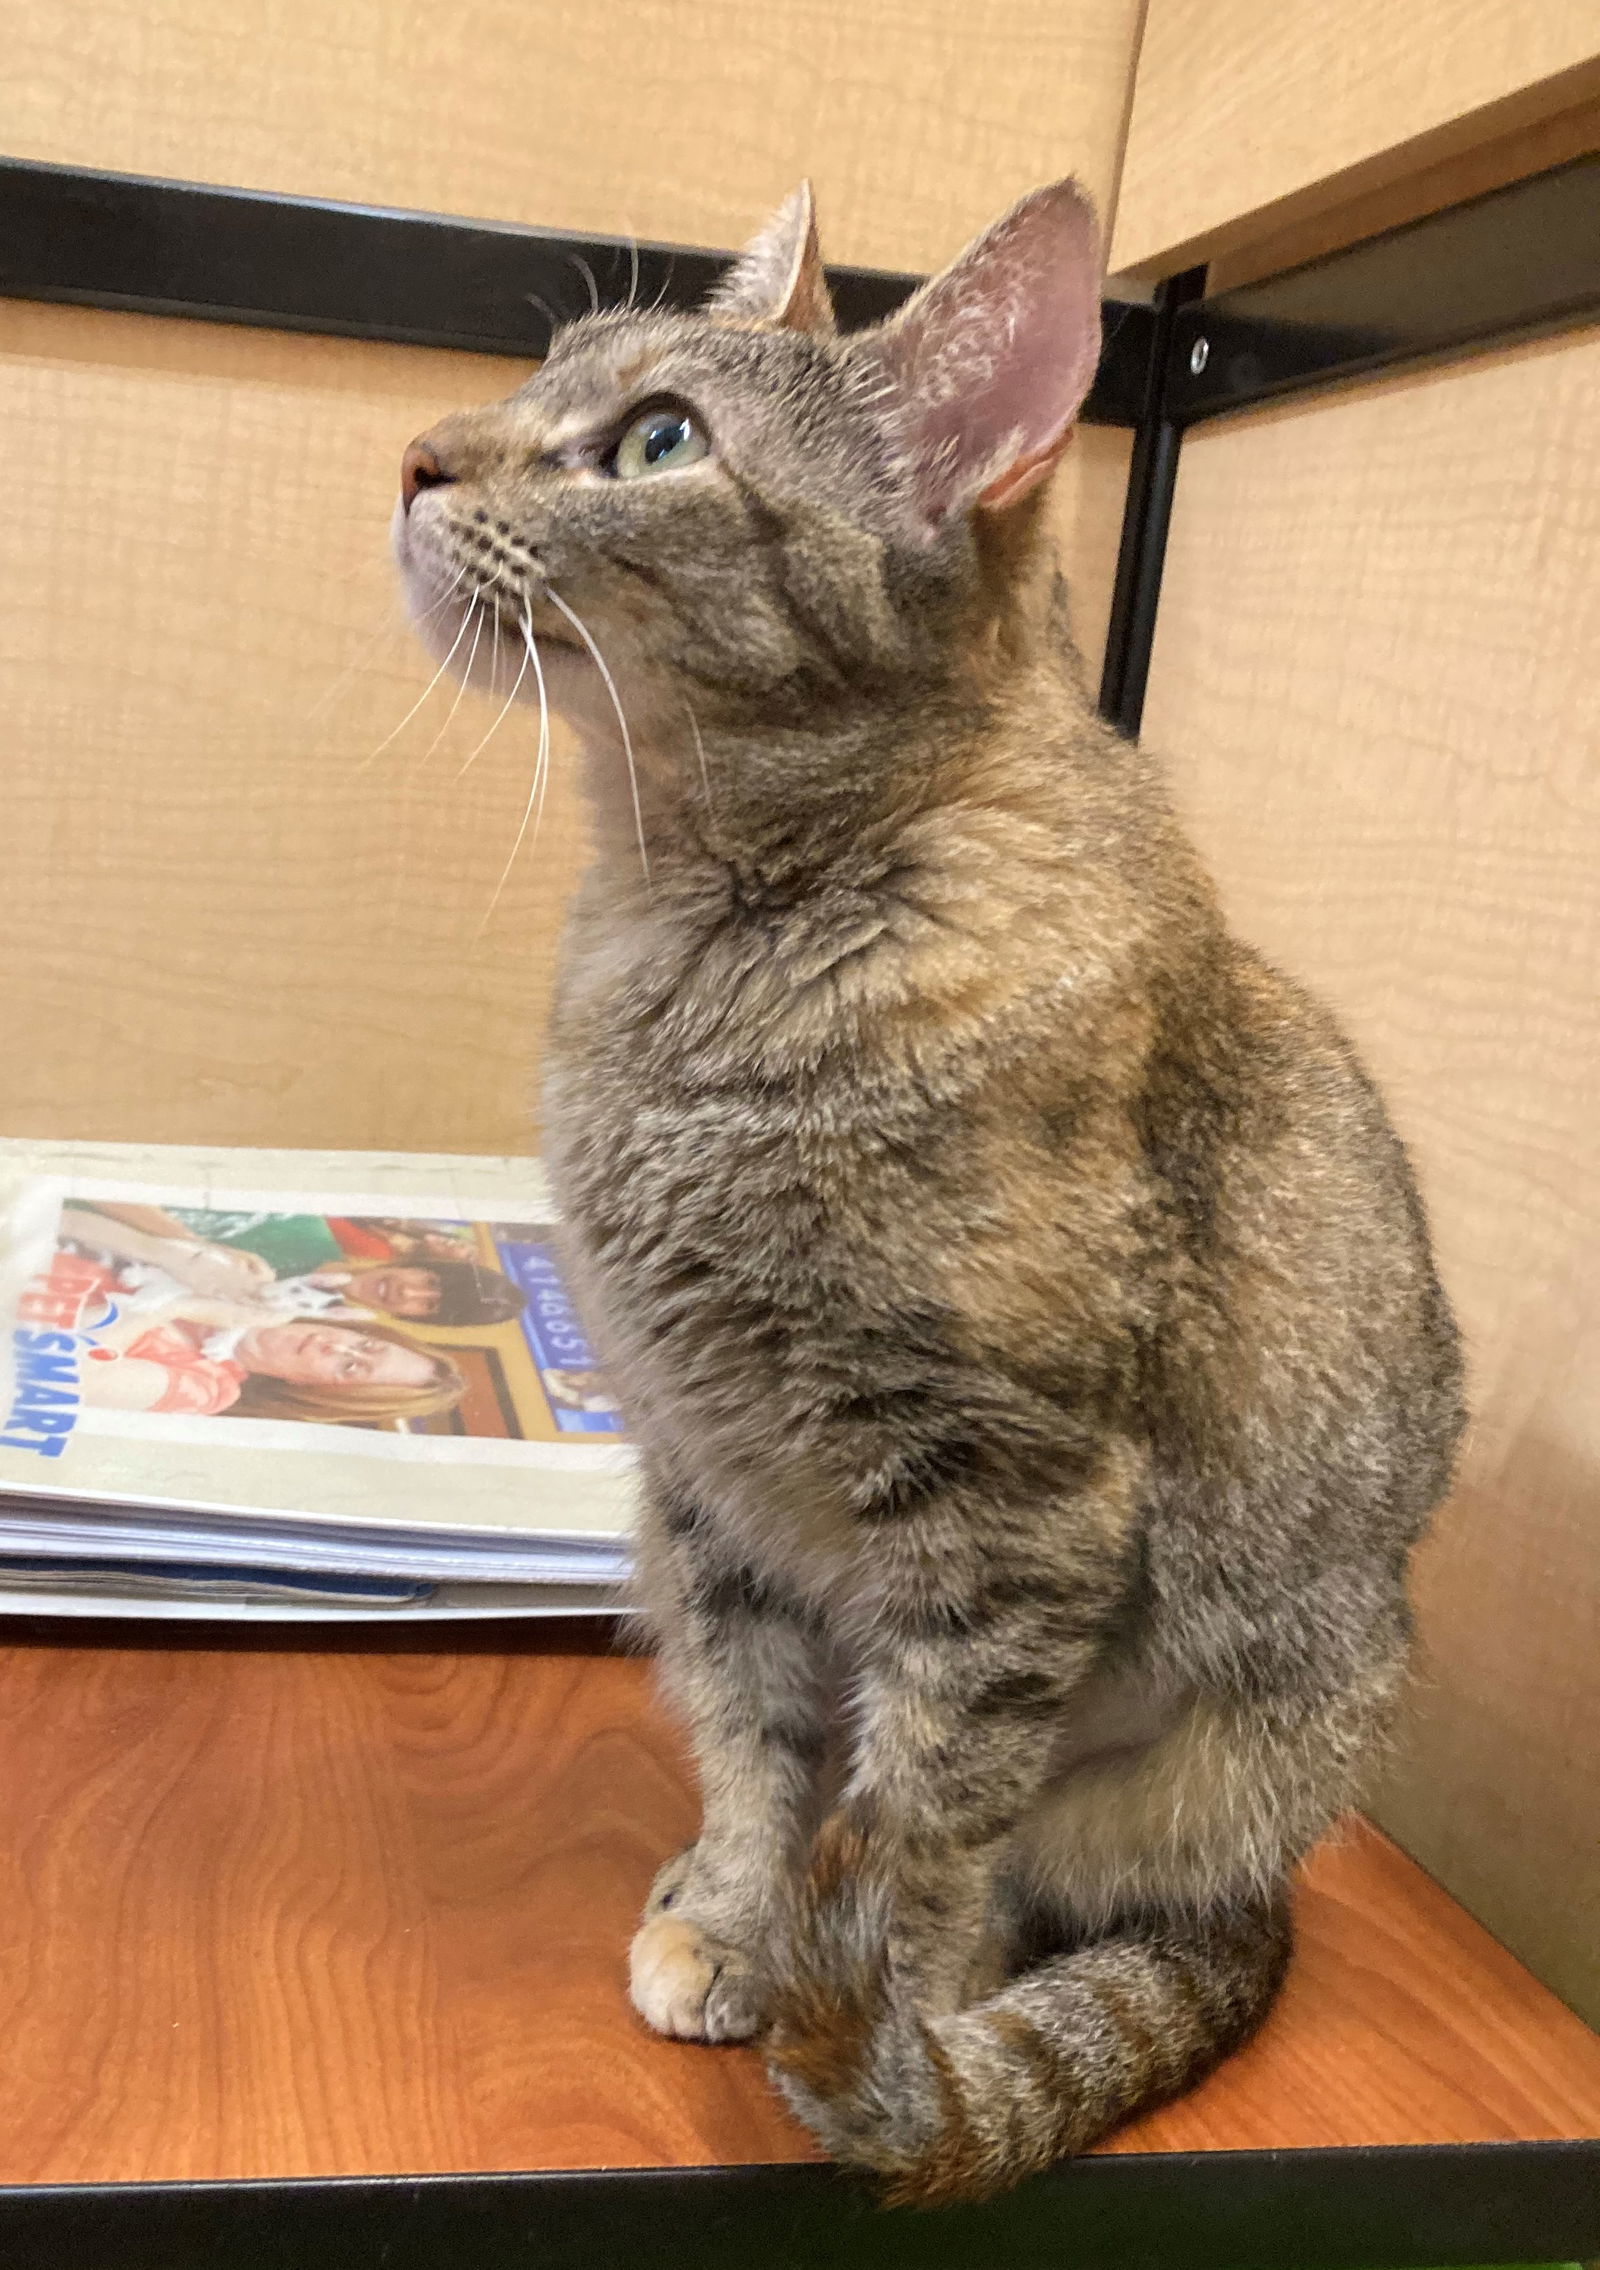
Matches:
[[612, 404, 710, 480]]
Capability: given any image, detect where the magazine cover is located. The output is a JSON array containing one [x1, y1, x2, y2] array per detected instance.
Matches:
[[0, 1141, 636, 1545]]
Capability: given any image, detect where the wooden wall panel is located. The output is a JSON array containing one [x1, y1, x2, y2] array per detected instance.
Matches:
[[1200, 93, 1600, 298], [1141, 327, 1600, 2024], [1112, 0, 1600, 276], [1049, 424, 1134, 689], [0, 300, 583, 1154], [2, 0, 1144, 275]]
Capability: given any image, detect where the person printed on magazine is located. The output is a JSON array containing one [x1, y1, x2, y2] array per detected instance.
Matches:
[[60, 1269, 465, 1424], [46, 1224, 465, 1425], [59, 1204, 524, 1329]]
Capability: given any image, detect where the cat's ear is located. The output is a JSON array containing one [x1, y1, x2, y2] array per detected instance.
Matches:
[[707, 182, 836, 337], [866, 179, 1102, 523]]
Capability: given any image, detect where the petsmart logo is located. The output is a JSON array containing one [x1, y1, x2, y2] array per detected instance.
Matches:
[[0, 1248, 111, 1459]]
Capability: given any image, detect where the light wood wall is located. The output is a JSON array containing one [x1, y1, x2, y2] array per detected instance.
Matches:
[[0, 302, 575, 1153], [1143, 327, 1600, 2024], [0, 0, 1144, 1153], [1112, 0, 1600, 277], [4, 0, 1143, 276]]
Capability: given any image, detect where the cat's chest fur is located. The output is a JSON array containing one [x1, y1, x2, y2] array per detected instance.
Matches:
[[541, 862, 1154, 1606], [541, 886, 1048, 1593]]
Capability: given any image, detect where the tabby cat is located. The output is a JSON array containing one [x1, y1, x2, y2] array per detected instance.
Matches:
[[393, 179, 1464, 2202]]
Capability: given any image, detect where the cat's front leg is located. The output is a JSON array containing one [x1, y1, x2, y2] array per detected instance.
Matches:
[[767, 1502, 1133, 2155], [833, 1625, 1103, 2020], [629, 1476, 829, 2043]]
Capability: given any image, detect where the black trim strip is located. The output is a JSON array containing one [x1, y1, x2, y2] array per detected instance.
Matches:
[[0, 155, 912, 351], [1168, 152, 1600, 423], [0, 156, 1147, 425], [1, 2141, 1595, 2270]]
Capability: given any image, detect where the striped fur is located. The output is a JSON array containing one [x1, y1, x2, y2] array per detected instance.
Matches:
[[769, 1814, 1292, 2202], [396, 179, 1465, 2201]]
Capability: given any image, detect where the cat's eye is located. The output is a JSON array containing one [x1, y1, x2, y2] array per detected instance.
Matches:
[[611, 404, 710, 481]]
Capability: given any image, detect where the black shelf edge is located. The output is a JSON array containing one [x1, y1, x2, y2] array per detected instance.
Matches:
[[0, 155, 1147, 426], [1, 2139, 1596, 2270], [1167, 152, 1600, 423]]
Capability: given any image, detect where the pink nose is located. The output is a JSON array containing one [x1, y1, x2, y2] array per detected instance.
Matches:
[[400, 439, 454, 511]]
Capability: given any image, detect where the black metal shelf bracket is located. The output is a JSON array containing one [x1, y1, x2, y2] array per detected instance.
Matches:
[[1096, 264, 1206, 740], [1167, 152, 1600, 425], [1095, 151, 1600, 739], [0, 154, 912, 351]]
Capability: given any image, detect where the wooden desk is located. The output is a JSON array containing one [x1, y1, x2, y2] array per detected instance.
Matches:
[[0, 1619, 1596, 2268]]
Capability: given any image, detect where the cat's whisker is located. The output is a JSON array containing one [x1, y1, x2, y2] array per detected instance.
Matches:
[[305, 623, 404, 726], [647, 252, 677, 317], [417, 589, 488, 766], [524, 288, 566, 341], [685, 699, 717, 837], [544, 587, 651, 893], [360, 574, 479, 770], [477, 609, 552, 937], [455, 633, 531, 782], [568, 251, 601, 318], [308, 563, 472, 727], [418, 559, 475, 617], [528, 644, 554, 863]]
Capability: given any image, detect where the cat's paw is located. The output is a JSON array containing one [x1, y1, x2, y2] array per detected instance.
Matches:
[[628, 1913, 766, 2042]]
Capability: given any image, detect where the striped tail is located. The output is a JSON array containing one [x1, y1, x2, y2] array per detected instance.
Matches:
[[766, 1843, 1292, 2205]]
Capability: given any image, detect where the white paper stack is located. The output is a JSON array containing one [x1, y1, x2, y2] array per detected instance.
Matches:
[[0, 1141, 637, 1622]]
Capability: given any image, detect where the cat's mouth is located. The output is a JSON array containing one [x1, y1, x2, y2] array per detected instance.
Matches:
[[395, 515, 583, 669]]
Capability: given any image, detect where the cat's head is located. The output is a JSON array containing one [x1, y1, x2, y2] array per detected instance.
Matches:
[[393, 179, 1101, 769]]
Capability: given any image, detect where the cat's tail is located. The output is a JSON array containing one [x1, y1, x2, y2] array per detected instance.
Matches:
[[765, 1829, 1292, 2205]]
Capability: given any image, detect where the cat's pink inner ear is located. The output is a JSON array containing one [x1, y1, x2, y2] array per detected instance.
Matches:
[[707, 183, 837, 337], [876, 180, 1102, 523]]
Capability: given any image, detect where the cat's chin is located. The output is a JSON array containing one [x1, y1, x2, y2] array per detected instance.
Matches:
[[392, 504, 468, 665]]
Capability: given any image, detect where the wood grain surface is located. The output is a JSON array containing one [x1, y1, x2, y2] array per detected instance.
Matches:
[[3, 0, 1144, 276], [1142, 325, 1600, 2027], [0, 1624, 1596, 2186], [1111, 0, 1600, 275], [1049, 424, 1134, 690], [0, 301, 581, 1157]]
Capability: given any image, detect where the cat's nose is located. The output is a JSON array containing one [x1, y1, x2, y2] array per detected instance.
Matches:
[[400, 439, 455, 512]]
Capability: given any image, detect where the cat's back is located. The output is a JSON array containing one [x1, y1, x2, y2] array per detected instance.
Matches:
[[1145, 923, 1464, 1544]]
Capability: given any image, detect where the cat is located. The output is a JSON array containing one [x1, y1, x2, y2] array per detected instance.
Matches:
[[393, 178, 1464, 2204]]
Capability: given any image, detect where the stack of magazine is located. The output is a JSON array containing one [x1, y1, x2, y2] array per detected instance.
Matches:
[[0, 1139, 636, 1621]]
